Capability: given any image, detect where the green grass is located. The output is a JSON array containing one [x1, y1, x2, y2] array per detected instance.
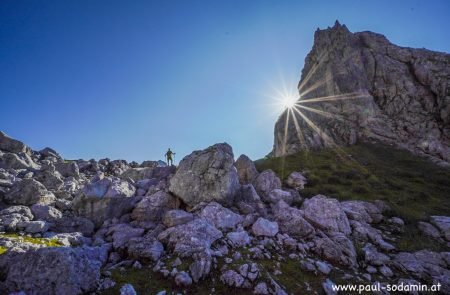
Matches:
[[101, 265, 254, 295], [255, 142, 450, 251]]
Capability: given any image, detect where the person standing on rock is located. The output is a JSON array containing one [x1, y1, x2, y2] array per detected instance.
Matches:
[[165, 148, 175, 166]]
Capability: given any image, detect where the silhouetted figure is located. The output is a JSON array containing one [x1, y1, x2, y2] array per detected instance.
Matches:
[[165, 148, 175, 166]]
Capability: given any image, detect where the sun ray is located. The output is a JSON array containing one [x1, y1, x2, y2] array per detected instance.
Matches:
[[296, 104, 346, 121], [298, 51, 329, 92], [298, 91, 369, 104], [290, 108, 308, 150], [298, 76, 334, 99], [291, 107, 336, 147]]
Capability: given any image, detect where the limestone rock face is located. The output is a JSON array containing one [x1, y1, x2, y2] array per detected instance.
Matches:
[[169, 143, 240, 207], [273, 21, 450, 165]]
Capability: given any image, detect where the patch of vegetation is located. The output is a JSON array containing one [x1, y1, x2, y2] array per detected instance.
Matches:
[[101, 264, 254, 295], [0, 233, 62, 248], [0, 246, 7, 255], [255, 142, 450, 224]]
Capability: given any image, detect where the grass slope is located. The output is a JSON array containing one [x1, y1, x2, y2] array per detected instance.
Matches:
[[255, 142, 450, 252]]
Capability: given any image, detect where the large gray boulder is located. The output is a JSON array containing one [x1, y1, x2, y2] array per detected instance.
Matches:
[[198, 202, 243, 231], [341, 200, 383, 224], [127, 233, 164, 262], [34, 169, 64, 191], [0, 205, 33, 231], [235, 184, 267, 216], [302, 195, 351, 236], [31, 204, 63, 222], [0, 131, 31, 154], [158, 218, 222, 257], [0, 245, 109, 295], [235, 154, 259, 184], [4, 179, 56, 206], [272, 200, 315, 239], [55, 161, 80, 178], [393, 250, 450, 293], [311, 233, 357, 267], [430, 216, 450, 241], [285, 171, 307, 190], [169, 143, 240, 207], [0, 152, 38, 170], [163, 209, 194, 227], [72, 174, 137, 227], [252, 170, 281, 201], [131, 190, 178, 222], [251, 217, 279, 237]]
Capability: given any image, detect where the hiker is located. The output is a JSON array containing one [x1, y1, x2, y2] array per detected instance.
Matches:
[[165, 148, 175, 166]]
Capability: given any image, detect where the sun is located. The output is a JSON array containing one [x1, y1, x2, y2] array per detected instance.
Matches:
[[282, 94, 298, 109]]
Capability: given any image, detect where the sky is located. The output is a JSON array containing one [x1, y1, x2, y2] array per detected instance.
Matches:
[[1, 0, 449, 163]]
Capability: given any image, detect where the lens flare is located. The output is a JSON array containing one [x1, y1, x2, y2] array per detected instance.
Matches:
[[282, 94, 298, 109]]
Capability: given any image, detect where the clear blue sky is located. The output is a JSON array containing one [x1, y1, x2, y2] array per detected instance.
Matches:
[[1, 0, 449, 163]]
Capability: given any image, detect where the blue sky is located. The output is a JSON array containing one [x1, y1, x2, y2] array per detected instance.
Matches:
[[1, 0, 449, 163]]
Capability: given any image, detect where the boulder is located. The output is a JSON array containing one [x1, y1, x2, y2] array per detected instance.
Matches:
[[131, 191, 178, 222], [235, 184, 267, 216], [198, 202, 243, 231], [34, 170, 64, 191], [0, 206, 33, 231], [0, 131, 31, 154], [73, 175, 137, 227], [267, 189, 294, 205], [55, 161, 80, 178], [31, 204, 63, 222], [0, 153, 37, 170], [107, 223, 144, 249], [39, 147, 62, 159], [220, 270, 245, 287], [121, 166, 176, 182], [302, 195, 351, 235], [4, 179, 55, 206], [169, 143, 240, 207], [227, 230, 251, 248], [251, 217, 279, 237], [51, 216, 95, 236], [175, 271, 193, 287], [0, 245, 109, 295], [163, 209, 193, 227], [393, 250, 450, 293], [234, 154, 259, 184], [127, 233, 164, 262], [158, 218, 222, 257], [119, 284, 137, 295], [311, 233, 357, 267], [418, 221, 442, 239], [362, 243, 390, 266], [285, 171, 307, 190], [19, 220, 49, 233], [341, 200, 383, 224], [252, 170, 281, 200], [272, 200, 315, 239], [430, 216, 450, 241]]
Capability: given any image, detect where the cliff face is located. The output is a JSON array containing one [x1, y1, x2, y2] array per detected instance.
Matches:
[[273, 21, 450, 165]]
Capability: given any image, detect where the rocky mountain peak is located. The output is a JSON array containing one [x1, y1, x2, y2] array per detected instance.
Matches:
[[273, 23, 450, 165]]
